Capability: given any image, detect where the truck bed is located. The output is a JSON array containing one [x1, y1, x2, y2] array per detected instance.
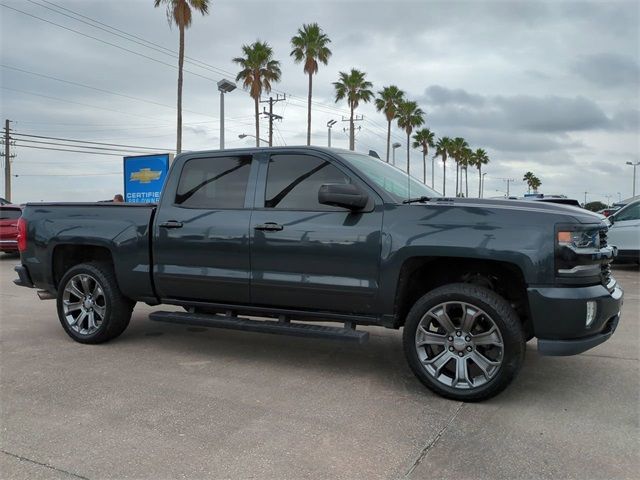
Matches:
[[19, 203, 157, 302]]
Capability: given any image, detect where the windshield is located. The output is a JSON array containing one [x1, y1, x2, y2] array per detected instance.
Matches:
[[338, 152, 440, 202]]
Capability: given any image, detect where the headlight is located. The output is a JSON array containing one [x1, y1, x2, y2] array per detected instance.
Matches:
[[557, 229, 600, 250], [555, 224, 605, 280]]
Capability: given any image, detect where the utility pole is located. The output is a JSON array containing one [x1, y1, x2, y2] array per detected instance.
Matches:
[[327, 119, 337, 147], [2, 119, 15, 202], [260, 94, 285, 147], [500, 178, 515, 197], [626, 161, 640, 197], [342, 115, 363, 151], [584, 191, 588, 206]]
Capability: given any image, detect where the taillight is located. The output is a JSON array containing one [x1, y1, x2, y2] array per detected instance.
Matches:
[[17, 217, 27, 252]]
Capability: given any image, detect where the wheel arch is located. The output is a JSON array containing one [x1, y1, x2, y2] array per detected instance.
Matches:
[[393, 256, 531, 336], [52, 244, 114, 289]]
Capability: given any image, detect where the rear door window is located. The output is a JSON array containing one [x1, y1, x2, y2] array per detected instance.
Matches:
[[175, 156, 252, 209]]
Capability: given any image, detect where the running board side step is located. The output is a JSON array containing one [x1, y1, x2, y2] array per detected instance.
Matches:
[[148, 311, 369, 344]]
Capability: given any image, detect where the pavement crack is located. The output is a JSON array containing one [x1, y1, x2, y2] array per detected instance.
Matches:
[[1, 450, 90, 479], [580, 353, 638, 361], [403, 401, 464, 478]]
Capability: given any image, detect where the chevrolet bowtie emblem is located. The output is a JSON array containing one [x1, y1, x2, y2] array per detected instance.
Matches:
[[130, 168, 161, 184]]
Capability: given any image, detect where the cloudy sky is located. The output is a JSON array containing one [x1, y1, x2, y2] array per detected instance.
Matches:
[[1, 0, 638, 204]]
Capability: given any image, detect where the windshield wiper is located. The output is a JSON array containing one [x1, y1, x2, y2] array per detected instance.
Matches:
[[402, 196, 431, 204]]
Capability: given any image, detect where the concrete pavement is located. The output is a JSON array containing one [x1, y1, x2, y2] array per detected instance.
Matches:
[[1, 255, 638, 479]]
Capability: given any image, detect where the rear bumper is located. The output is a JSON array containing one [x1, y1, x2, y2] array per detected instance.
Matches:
[[528, 279, 623, 356], [0, 239, 18, 251], [14, 265, 34, 288]]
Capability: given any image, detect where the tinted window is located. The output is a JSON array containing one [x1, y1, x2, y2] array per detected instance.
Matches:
[[265, 154, 350, 210], [176, 156, 251, 208], [615, 203, 640, 221], [0, 208, 21, 220]]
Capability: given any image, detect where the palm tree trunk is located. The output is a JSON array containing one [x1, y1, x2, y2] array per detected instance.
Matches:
[[431, 155, 435, 189], [442, 159, 446, 196], [455, 163, 459, 197], [176, 24, 185, 154], [254, 96, 260, 147], [306, 72, 312, 146], [385, 120, 391, 163], [406, 132, 410, 174], [478, 166, 482, 198], [423, 152, 427, 184], [465, 167, 468, 197], [349, 104, 355, 150]]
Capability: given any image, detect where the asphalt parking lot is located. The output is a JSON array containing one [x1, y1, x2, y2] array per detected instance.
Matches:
[[1, 254, 638, 480]]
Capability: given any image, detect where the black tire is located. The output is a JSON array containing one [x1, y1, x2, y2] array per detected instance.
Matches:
[[56, 262, 134, 344], [403, 283, 525, 401]]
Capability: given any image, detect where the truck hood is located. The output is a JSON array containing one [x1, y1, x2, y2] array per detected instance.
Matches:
[[422, 197, 604, 224]]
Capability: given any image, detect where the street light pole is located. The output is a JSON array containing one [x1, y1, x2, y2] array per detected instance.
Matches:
[[217, 79, 236, 150], [327, 119, 337, 147], [481, 172, 487, 198], [626, 161, 640, 197], [392, 142, 401, 166], [239, 133, 268, 146]]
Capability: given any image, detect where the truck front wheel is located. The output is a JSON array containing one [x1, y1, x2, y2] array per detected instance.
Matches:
[[403, 283, 525, 401], [56, 262, 134, 344]]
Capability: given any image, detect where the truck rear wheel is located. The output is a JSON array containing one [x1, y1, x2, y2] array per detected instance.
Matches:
[[403, 283, 525, 401], [56, 262, 134, 344]]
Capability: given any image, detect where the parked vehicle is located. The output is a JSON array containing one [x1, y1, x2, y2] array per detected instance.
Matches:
[[14, 147, 623, 401], [520, 194, 582, 208], [0, 204, 22, 254], [607, 199, 640, 265]]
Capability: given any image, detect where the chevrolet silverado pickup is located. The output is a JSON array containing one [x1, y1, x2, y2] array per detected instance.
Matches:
[[14, 147, 623, 401]]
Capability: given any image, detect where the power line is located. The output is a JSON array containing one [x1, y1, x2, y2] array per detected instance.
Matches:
[[0, 3, 219, 83], [1, 65, 213, 118], [13, 132, 174, 151], [14, 144, 127, 156], [2, 86, 162, 121], [14, 172, 121, 177], [15, 138, 165, 154], [35, 0, 237, 79]]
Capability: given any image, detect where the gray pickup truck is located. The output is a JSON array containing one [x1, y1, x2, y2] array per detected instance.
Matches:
[[14, 147, 623, 401]]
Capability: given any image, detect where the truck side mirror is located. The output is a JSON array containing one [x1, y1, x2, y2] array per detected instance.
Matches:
[[318, 183, 368, 211]]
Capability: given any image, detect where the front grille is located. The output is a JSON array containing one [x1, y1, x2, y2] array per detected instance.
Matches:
[[599, 227, 613, 287], [599, 228, 608, 249]]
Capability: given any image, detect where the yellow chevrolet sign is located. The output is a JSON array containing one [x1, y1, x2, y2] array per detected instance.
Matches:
[[130, 168, 162, 184]]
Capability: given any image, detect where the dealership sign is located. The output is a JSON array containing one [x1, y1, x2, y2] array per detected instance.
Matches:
[[123, 153, 171, 203]]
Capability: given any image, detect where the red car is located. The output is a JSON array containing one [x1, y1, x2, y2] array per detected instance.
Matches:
[[0, 204, 22, 254]]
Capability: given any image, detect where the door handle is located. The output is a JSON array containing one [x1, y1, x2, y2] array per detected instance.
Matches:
[[254, 222, 283, 232], [159, 220, 183, 229]]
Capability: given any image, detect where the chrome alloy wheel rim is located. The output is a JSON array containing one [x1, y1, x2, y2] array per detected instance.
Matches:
[[62, 274, 106, 335], [415, 301, 504, 390]]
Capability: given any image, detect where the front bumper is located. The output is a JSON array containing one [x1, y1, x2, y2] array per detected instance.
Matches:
[[528, 279, 623, 356]]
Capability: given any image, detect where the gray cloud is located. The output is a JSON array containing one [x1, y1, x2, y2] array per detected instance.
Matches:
[[571, 53, 640, 87]]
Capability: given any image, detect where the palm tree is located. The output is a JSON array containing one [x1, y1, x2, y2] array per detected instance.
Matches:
[[412, 128, 435, 184], [523, 171, 535, 193], [154, 0, 210, 154], [233, 41, 281, 147], [450, 137, 468, 196], [435, 137, 451, 196], [333, 69, 373, 150], [472, 148, 489, 197], [290, 23, 332, 146], [531, 176, 542, 193], [396, 101, 425, 176], [460, 146, 473, 198], [375, 86, 405, 163]]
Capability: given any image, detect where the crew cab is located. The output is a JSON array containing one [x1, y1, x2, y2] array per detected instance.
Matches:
[[14, 147, 623, 401]]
